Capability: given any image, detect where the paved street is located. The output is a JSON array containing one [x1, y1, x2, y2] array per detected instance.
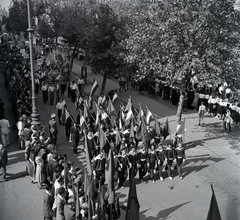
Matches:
[[0, 49, 240, 220]]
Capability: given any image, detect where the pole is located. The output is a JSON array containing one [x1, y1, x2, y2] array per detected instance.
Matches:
[[27, 0, 40, 125]]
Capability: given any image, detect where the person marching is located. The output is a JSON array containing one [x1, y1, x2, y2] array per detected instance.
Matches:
[[69, 122, 80, 156], [174, 142, 185, 179], [48, 83, 55, 106], [118, 148, 131, 188], [56, 98, 66, 125], [49, 114, 58, 146], [128, 145, 139, 183], [148, 143, 157, 183], [155, 143, 165, 181], [165, 144, 175, 180], [93, 149, 106, 188], [138, 144, 148, 183], [198, 102, 206, 126], [41, 82, 48, 104]]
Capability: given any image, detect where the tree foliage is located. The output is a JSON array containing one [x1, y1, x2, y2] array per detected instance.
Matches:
[[5, 0, 34, 36], [120, 0, 240, 90]]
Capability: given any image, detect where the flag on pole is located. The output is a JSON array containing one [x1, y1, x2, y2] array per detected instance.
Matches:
[[135, 121, 142, 141], [130, 119, 135, 141], [112, 93, 118, 105], [145, 106, 153, 124], [137, 104, 144, 125], [126, 108, 134, 121], [75, 183, 80, 219], [115, 127, 122, 146], [98, 125, 107, 150], [162, 117, 170, 140], [106, 149, 115, 204], [207, 182, 222, 220], [84, 134, 93, 177], [107, 99, 116, 116], [125, 177, 140, 220], [90, 79, 99, 97], [124, 96, 132, 112], [151, 116, 161, 137]]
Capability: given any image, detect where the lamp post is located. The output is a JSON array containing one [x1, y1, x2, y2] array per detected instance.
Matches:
[[27, 0, 40, 125]]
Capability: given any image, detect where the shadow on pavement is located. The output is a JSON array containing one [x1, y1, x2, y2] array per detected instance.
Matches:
[[182, 156, 224, 179]]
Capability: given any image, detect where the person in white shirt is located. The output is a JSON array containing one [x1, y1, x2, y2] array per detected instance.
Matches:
[[56, 99, 66, 125], [17, 117, 25, 149], [0, 117, 10, 147], [41, 82, 48, 103], [77, 77, 85, 96], [198, 102, 206, 126], [71, 81, 78, 103]]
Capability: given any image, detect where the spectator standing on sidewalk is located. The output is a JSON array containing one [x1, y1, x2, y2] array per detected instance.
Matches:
[[198, 102, 206, 126], [0, 144, 8, 180], [43, 183, 54, 220], [0, 116, 10, 147]]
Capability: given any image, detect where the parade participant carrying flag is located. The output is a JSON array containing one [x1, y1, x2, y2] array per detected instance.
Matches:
[[90, 79, 99, 97], [98, 125, 107, 150]]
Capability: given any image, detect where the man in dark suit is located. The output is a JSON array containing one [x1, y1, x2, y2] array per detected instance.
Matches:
[[43, 184, 54, 220]]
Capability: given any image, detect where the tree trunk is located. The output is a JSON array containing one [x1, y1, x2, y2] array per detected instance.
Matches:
[[70, 43, 78, 71], [101, 73, 107, 93], [176, 91, 185, 123]]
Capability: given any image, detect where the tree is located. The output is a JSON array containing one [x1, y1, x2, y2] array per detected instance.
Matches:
[[5, 0, 34, 37], [38, 19, 56, 41], [120, 0, 240, 122], [88, 3, 128, 92], [46, 0, 92, 71]]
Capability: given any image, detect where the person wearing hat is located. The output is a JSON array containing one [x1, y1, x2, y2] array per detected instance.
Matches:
[[155, 143, 165, 181], [0, 144, 8, 180], [49, 114, 58, 145], [198, 102, 206, 126]]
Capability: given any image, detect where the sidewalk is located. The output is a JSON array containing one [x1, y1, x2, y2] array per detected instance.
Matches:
[[70, 60, 240, 220]]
